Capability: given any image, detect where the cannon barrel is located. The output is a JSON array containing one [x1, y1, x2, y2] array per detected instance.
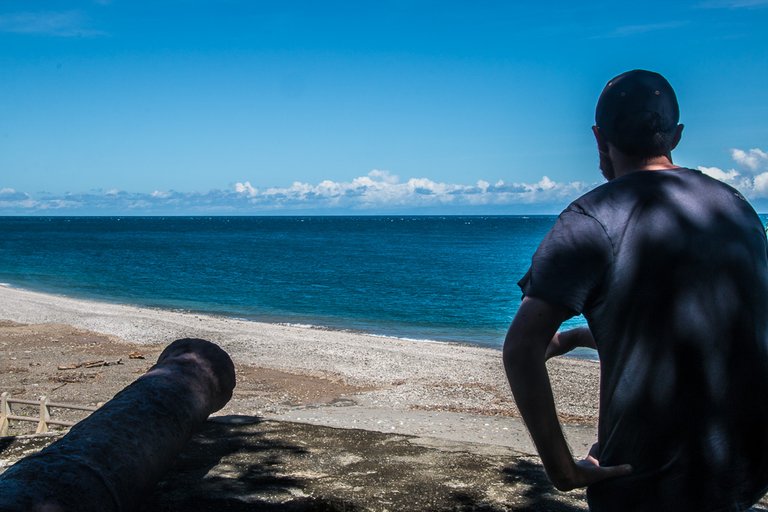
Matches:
[[0, 338, 236, 512]]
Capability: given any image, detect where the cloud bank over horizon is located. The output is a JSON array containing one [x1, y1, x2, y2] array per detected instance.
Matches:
[[0, 170, 591, 215], [3, 148, 768, 215]]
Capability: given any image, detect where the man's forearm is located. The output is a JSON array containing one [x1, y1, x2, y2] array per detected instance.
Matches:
[[504, 335, 578, 489], [560, 327, 596, 350], [505, 297, 632, 490], [546, 327, 596, 360]]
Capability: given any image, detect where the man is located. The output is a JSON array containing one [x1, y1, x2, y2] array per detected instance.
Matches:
[[504, 69, 768, 511]]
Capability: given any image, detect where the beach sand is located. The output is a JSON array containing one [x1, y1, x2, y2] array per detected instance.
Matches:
[[0, 285, 599, 445], [5, 285, 755, 510]]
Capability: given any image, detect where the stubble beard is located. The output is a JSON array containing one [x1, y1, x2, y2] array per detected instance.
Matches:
[[599, 151, 616, 181]]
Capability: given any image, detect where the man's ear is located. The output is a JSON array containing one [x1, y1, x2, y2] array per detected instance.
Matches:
[[592, 125, 610, 154], [669, 124, 684, 151]]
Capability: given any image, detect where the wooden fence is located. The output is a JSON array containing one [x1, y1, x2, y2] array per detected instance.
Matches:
[[0, 392, 101, 436]]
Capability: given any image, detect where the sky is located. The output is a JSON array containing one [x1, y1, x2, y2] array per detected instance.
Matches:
[[1, 0, 767, 215]]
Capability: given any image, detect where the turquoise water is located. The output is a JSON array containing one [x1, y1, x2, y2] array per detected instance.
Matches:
[[0, 216, 592, 356]]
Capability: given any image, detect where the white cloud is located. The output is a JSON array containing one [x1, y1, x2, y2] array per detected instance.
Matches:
[[699, 166, 741, 182], [1, 188, 23, 197], [9, 150, 768, 214], [0, 11, 105, 37], [753, 173, 768, 195], [1, 171, 591, 214], [731, 148, 768, 172], [592, 21, 688, 39], [0, 188, 35, 209], [235, 181, 258, 197], [699, 147, 768, 198], [235, 170, 588, 210]]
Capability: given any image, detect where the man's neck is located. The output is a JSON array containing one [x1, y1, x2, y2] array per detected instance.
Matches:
[[611, 151, 679, 179]]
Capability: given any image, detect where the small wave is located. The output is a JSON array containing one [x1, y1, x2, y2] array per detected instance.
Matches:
[[275, 322, 461, 345], [276, 322, 367, 335], [366, 332, 451, 344]]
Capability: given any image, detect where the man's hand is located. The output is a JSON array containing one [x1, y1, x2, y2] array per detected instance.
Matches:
[[547, 442, 632, 491], [550, 455, 633, 492]]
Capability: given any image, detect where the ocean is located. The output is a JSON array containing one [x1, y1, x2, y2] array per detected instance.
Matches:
[[0, 216, 595, 358]]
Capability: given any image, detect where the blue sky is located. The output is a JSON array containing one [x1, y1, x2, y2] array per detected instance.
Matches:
[[1, 0, 767, 214]]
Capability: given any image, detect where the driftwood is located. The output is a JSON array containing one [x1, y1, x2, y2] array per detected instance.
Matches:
[[0, 338, 236, 512], [56, 358, 123, 370]]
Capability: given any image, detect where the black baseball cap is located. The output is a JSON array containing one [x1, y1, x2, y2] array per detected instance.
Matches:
[[595, 70, 679, 153]]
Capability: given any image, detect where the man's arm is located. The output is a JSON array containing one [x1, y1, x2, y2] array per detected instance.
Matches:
[[503, 297, 631, 491], [545, 326, 596, 360]]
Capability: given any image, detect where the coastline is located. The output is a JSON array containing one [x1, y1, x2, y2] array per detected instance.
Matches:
[[0, 284, 599, 453]]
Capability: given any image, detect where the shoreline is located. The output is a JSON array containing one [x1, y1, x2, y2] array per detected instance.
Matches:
[[0, 281, 598, 359], [0, 281, 508, 349], [0, 284, 600, 454]]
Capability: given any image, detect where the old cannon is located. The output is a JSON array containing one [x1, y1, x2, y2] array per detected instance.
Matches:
[[0, 338, 236, 512]]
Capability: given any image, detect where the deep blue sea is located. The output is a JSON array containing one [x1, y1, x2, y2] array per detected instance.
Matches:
[[0, 216, 594, 356]]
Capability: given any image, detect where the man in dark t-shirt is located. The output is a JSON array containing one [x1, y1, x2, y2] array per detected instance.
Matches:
[[503, 70, 768, 511]]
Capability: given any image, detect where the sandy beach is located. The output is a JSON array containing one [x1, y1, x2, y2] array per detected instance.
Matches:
[[4, 284, 768, 511], [0, 284, 600, 445], [0, 284, 606, 510]]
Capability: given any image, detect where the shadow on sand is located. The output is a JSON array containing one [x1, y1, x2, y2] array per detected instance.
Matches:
[[138, 416, 353, 511], [137, 416, 589, 512]]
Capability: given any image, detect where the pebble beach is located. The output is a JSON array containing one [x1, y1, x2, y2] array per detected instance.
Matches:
[[0, 283, 600, 450]]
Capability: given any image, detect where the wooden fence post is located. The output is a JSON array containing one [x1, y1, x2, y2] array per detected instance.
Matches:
[[1, 392, 10, 436], [35, 396, 50, 434]]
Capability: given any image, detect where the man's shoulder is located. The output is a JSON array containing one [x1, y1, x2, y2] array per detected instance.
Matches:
[[560, 168, 763, 248], [565, 167, 738, 217], [559, 179, 616, 220]]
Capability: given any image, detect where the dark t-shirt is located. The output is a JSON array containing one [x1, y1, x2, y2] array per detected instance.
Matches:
[[519, 168, 768, 511]]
